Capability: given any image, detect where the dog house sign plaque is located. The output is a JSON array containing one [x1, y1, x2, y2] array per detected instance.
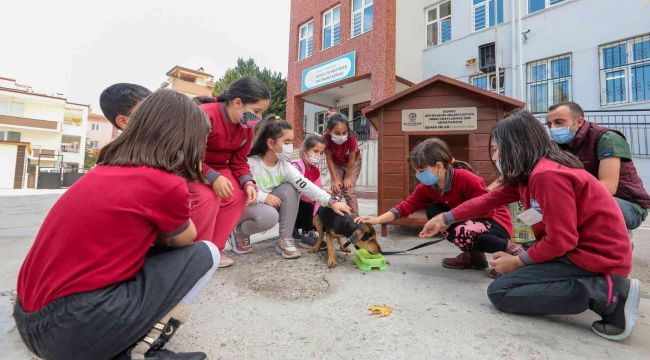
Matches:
[[401, 107, 478, 132]]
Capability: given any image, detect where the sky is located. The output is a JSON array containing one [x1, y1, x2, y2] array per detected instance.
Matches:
[[0, 0, 291, 112]]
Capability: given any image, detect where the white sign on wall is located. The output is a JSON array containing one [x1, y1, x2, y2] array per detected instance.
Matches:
[[401, 107, 478, 132], [301, 52, 356, 92]]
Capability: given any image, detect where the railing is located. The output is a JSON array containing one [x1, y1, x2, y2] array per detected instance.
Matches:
[[351, 115, 373, 141], [533, 109, 650, 158]]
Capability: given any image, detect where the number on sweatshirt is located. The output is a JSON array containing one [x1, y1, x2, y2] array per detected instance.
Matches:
[[295, 178, 307, 189]]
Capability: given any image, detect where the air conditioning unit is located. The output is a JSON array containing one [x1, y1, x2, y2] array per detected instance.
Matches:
[[479, 43, 496, 73]]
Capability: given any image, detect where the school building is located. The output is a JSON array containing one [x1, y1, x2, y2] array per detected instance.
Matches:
[[286, 0, 650, 185], [0, 77, 89, 189]]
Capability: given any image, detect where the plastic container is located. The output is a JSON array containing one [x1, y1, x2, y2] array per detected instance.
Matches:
[[355, 249, 388, 272]]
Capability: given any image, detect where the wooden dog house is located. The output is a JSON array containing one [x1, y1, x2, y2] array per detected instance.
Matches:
[[363, 75, 525, 236]]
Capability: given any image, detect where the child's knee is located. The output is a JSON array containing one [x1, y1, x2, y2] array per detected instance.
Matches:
[[197, 240, 220, 271], [274, 183, 299, 202], [486, 279, 508, 311]]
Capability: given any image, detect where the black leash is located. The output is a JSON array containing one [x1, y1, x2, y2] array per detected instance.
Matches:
[[381, 237, 446, 255], [341, 237, 446, 255]]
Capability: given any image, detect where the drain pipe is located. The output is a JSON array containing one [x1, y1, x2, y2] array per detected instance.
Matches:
[[510, 0, 518, 99], [517, 0, 525, 103]]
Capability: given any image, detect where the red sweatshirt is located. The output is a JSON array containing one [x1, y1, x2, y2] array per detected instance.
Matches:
[[200, 102, 254, 186], [448, 158, 631, 276], [392, 168, 513, 236]]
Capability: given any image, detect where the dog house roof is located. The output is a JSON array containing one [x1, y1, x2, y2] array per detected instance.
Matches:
[[363, 74, 526, 117]]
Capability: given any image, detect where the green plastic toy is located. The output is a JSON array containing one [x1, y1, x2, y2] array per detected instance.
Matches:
[[355, 249, 388, 272]]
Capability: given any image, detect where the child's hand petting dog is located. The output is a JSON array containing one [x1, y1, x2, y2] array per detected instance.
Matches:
[[330, 202, 351, 215], [354, 216, 380, 225]]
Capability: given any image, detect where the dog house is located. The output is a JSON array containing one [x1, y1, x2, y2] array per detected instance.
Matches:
[[363, 75, 525, 236]]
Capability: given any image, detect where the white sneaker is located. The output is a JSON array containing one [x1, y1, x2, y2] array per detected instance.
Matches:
[[275, 237, 301, 259]]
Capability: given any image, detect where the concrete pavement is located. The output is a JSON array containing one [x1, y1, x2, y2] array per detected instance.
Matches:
[[1, 192, 649, 359]]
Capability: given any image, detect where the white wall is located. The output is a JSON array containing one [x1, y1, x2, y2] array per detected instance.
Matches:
[[396, 0, 425, 84], [0, 144, 17, 189], [303, 102, 326, 133], [420, 0, 650, 109], [0, 127, 60, 151]]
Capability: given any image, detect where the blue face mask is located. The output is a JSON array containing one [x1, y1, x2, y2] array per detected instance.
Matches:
[[549, 125, 576, 144], [415, 168, 440, 186]]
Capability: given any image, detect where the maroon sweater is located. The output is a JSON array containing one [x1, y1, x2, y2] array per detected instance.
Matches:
[[200, 102, 254, 186], [449, 158, 631, 276], [393, 168, 513, 236]]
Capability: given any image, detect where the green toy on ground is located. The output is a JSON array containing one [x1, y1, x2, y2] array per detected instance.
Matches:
[[355, 249, 388, 272]]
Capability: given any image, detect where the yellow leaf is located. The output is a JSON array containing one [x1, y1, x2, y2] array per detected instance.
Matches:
[[368, 304, 393, 317]]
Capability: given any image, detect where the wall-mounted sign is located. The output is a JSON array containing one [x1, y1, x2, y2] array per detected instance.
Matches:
[[401, 107, 478, 132], [301, 52, 356, 92]]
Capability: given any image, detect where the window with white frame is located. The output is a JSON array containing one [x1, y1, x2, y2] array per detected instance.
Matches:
[[351, 0, 373, 37], [315, 111, 327, 133], [89, 140, 100, 148], [472, 0, 503, 32], [91, 123, 101, 131], [0, 130, 21, 142], [298, 21, 314, 60], [599, 34, 650, 106], [526, 54, 572, 113], [323, 5, 341, 49], [425, 1, 451, 47], [0, 101, 24, 117], [528, 0, 565, 14], [470, 71, 505, 95]]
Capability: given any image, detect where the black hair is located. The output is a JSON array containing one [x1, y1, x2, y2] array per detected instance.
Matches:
[[249, 118, 293, 158], [547, 101, 584, 120], [407, 138, 474, 172], [99, 83, 152, 129], [192, 96, 217, 105], [303, 133, 326, 151], [217, 76, 271, 104], [326, 112, 352, 133], [491, 110, 583, 186], [97, 89, 210, 182]]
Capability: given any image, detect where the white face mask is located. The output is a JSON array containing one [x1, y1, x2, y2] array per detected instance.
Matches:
[[307, 152, 320, 165], [331, 134, 348, 145], [275, 143, 294, 161]]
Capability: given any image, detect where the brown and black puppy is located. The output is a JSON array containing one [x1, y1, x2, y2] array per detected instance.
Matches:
[[310, 207, 381, 268]]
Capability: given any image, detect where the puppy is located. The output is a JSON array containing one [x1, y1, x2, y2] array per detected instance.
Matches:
[[310, 207, 381, 268]]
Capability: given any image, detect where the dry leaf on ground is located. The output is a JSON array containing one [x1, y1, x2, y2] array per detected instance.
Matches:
[[368, 304, 393, 317]]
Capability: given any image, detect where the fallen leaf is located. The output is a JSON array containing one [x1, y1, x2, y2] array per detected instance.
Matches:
[[368, 304, 393, 317]]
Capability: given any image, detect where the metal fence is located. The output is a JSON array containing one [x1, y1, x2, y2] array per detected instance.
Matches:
[[533, 109, 650, 158]]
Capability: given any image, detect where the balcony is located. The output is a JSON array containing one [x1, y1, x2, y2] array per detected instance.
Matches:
[[0, 114, 58, 131], [168, 78, 213, 97]]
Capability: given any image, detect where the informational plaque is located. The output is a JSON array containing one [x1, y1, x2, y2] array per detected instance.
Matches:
[[401, 107, 478, 132]]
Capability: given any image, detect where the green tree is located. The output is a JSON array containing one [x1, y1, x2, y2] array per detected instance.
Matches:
[[213, 58, 287, 118], [84, 140, 98, 170]]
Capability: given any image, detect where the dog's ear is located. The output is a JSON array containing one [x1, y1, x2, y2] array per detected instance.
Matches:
[[349, 229, 363, 244]]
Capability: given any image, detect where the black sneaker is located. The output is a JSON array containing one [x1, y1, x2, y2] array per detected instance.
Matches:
[[298, 230, 325, 250], [591, 278, 641, 341]]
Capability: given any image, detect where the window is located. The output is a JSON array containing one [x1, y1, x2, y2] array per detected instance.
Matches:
[[61, 135, 81, 153], [0, 101, 24, 117], [323, 6, 341, 49], [298, 21, 314, 60], [351, 0, 373, 37], [527, 54, 572, 112], [472, 0, 503, 32], [599, 34, 650, 105], [89, 140, 100, 148], [470, 71, 505, 95], [0, 130, 21, 141], [425, 1, 452, 47], [91, 123, 101, 131], [315, 111, 327, 133], [528, 0, 565, 14]]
